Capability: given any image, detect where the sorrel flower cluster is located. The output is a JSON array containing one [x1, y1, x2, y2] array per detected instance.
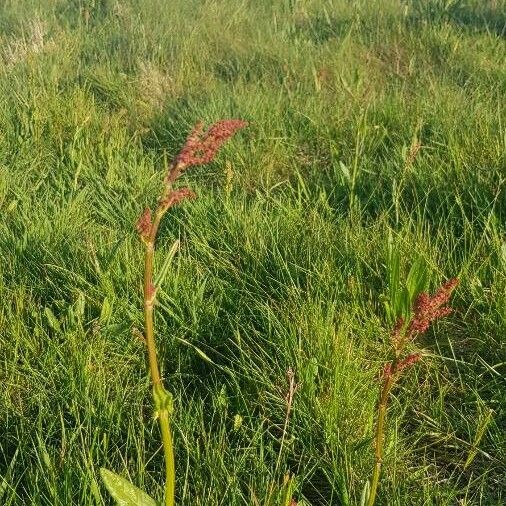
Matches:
[[386, 277, 459, 379], [174, 120, 248, 172], [136, 119, 247, 243], [367, 278, 458, 506]]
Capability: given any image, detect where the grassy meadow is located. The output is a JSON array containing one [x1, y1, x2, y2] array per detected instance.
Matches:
[[0, 0, 505, 504]]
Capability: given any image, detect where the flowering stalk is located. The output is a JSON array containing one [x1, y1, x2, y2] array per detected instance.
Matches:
[[135, 120, 247, 505], [367, 278, 458, 506]]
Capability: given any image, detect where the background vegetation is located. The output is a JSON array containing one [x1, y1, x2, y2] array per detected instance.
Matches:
[[0, 0, 504, 504]]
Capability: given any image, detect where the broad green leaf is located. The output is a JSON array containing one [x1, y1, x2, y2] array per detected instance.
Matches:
[[100, 468, 157, 506], [74, 291, 86, 319]]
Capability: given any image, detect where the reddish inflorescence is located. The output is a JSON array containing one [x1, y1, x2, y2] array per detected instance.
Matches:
[[160, 187, 196, 210], [384, 353, 422, 379], [396, 353, 422, 372], [136, 120, 247, 241], [136, 208, 152, 240], [175, 119, 248, 169], [407, 278, 459, 336], [384, 279, 458, 380]]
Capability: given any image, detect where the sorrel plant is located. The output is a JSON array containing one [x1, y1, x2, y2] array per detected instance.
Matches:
[[367, 279, 459, 506], [101, 120, 247, 506]]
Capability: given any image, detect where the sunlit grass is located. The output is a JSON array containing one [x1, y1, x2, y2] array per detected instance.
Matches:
[[0, 0, 504, 504]]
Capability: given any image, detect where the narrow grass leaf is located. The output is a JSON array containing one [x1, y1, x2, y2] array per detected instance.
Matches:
[[154, 240, 180, 288]]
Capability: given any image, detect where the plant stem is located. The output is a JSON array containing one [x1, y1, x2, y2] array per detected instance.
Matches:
[[265, 368, 297, 506], [367, 374, 394, 506], [136, 124, 246, 503], [159, 411, 175, 506], [144, 243, 160, 384], [143, 202, 176, 506]]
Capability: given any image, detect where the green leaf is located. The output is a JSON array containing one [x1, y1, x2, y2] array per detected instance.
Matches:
[[336, 471, 350, 506], [153, 383, 174, 416], [44, 307, 61, 332], [175, 336, 216, 365], [281, 473, 296, 506], [359, 480, 370, 506], [100, 297, 112, 323], [405, 257, 427, 304], [339, 160, 352, 184], [154, 240, 180, 288], [386, 231, 401, 322], [100, 468, 157, 506], [500, 241, 506, 269]]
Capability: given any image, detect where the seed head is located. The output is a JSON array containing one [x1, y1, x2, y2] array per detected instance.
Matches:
[[136, 208, 152, 241], [159, 187, 196, 211], [174, 119, 248, 169], [408, 278, 459, 336], [396, 353, 422, 373]]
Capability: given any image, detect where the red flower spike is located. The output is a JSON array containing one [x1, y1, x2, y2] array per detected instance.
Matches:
[[160, 187, 196, 210], [174, 122, 205, 168], [397, 353, 422, 373], [407, 278, 458, 337], [136, 208, 152, 240], [175, 119, 248, 168]]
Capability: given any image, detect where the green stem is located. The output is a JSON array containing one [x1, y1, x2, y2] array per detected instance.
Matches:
[[143, 202, 176, 506], [159, 411, 175, 506], [367, 375, 394, 506], [144, 245, 161, 385]]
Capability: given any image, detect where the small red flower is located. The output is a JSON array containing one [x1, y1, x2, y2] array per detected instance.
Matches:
[[136, 208, 152, 240], [160, 187, 196, 210], [396, 353, 422, 372], [175, 119, 248, 168], [407, 278, 458, 337]]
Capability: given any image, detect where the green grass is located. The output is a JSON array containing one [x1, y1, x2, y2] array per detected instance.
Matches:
[[0, 0, 505, 504]]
